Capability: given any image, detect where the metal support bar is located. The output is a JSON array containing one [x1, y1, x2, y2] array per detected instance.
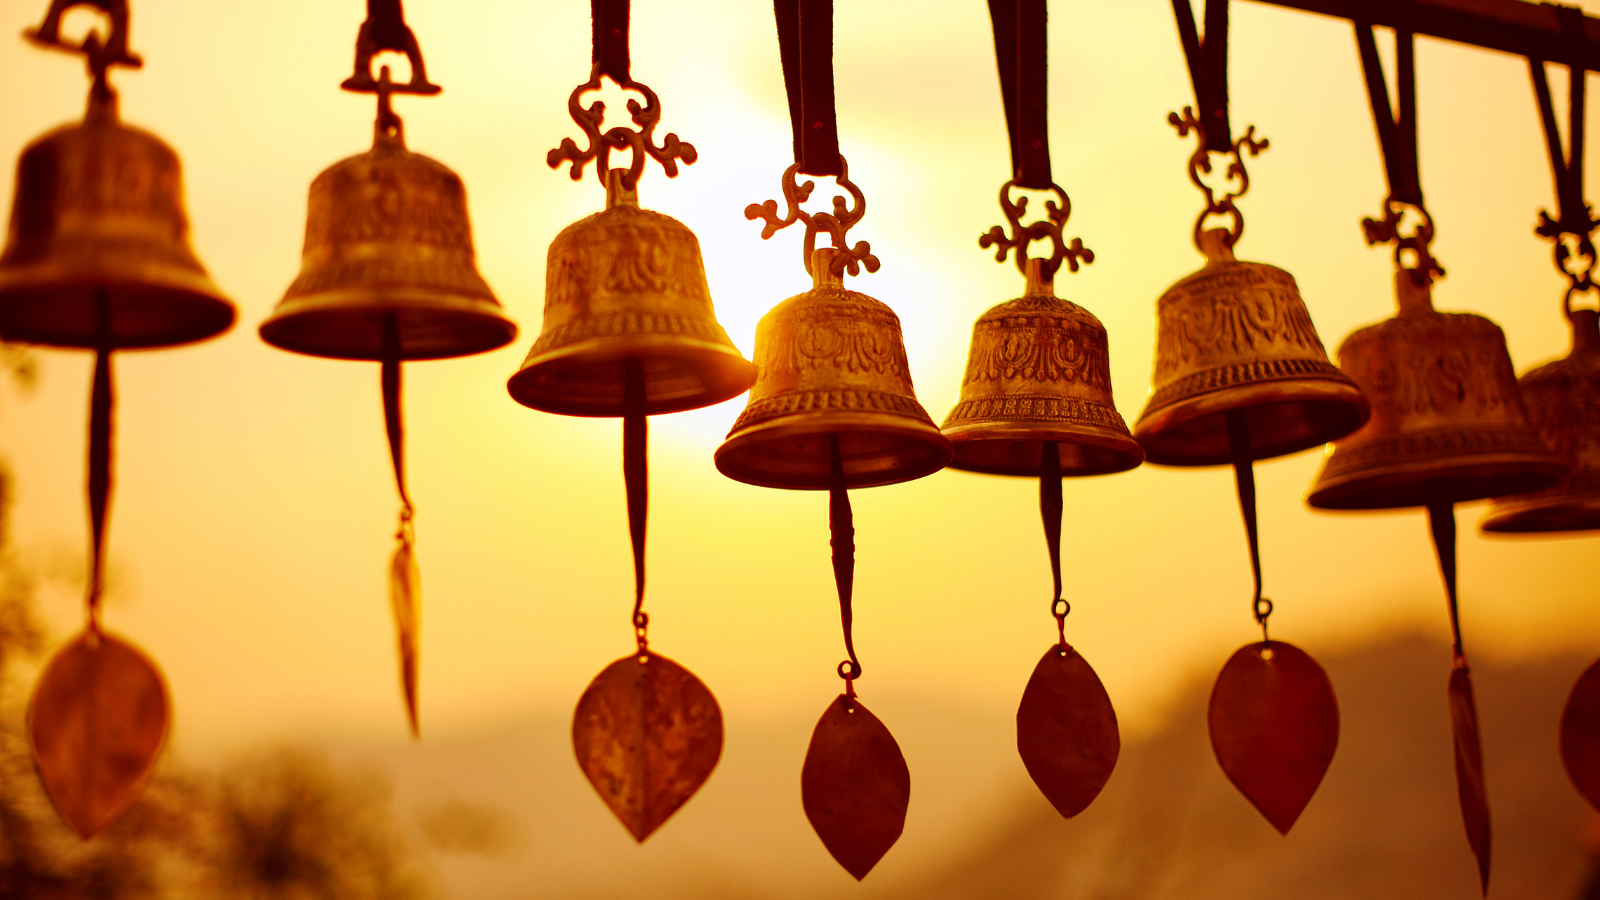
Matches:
[[1243, 0, 1600, 68]]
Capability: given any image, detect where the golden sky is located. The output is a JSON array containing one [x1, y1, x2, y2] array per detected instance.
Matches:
[[0, 0, 1595, 754]]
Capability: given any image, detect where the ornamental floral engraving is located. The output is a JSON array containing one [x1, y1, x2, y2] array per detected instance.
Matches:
[[963, 318, 1106, 387], [1157, 278, 1323, 375]]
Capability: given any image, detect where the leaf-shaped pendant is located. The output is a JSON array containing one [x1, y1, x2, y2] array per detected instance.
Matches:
[[1016, 644, 1119, 818], [1208, 641, 1338, 834], [1560, 656, 1600, 812], [28, 628, 170, 838], [1449, 661, 1491, 894], [391, 540, 420, 737], [800, 694, 910, 880], [572, 651, 723, 842]]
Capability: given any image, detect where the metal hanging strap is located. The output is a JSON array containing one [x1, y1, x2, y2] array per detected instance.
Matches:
[[1171, 0, 1233, 153], [828, 435, 861, 698], [1039, 442, 1068, 648], [623, 360, 650, 653], [593, 0, 631, 85], [85, 290, 114, 631], [1226, 410, 1272, 645], [774, 0, 842, 177], [1427, 502, 1466, 664], [1529, 5, 1598, 300], [1355, 21, 1423, 206], [988, 0, 1052, 189]]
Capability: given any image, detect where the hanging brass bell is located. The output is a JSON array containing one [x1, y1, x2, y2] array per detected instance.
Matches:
[[260, 115, 515, 361], [715, 247, 951, 489], [1135, 229, 1370, 465], [1479, 307, 1600, 532], [507, 171, 753, 416], [0, 90, 234, 349], [942, 259, 1143, 475], [1308, 272, 1565, 510]]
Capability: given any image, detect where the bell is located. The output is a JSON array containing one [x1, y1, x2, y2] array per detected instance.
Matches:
[[260, 115, 514, 361], [1479, 307, 1600, 532], [1308, 272, 1565, 510], [715, 247, 951, 489], [0, 90, 234, 349], [1134, 230, 1370, 465], [942, 259, 1143, 475], [507, 171, 753, 416]]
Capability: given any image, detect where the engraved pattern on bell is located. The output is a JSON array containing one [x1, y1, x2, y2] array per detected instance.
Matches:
[[1309, 273, 1565, 510], [261, 125, 514, 361], [716, 248, 950, 490], [508, 174, 753, 417], [943, 263, 1142, 476], [0, 92, 234, 349], [1482, 308, 1600, 533], [1134, 233, 1368, 466]]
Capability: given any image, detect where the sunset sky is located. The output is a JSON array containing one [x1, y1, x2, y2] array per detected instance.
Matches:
[[0, 0, 1594, 766]]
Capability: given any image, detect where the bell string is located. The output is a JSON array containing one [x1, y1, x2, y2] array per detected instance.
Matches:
[[827, 435, 860, 699], [341, 0, 439, 97], [1225, 410, 1270, 645], [1170, 0, 1233, 153], [774, 0, 841, 177], [85, 292, 115, 631], [1038, 441, 1067, 648], [988, 0, 1051, 190], [380, 321, 421, 735], [1427, 501, 1466, 663], [623, 360, 649, 654]]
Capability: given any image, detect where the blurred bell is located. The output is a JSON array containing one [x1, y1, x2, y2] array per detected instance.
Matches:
[[1308, 272, 1565, 510], [1480, 308, 1600, 533], [1134, 230, 1369, 466], [260, 115, 515, 361], [715, 247, 951, 489], [0, 91, 234, 349], [507, 171, 754, 416], [942, 258, 1143, 476]]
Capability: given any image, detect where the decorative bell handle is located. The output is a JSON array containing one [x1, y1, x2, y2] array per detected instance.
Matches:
[[342, 0, 440, 96]]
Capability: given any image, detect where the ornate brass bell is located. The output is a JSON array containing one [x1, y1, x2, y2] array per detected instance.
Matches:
[[1309, 272, 1565, 510], [0, 81, 233, 349], [944, 255, 1142, 476], [1481, 307, 1600, 532], [260, 90, 514, 361], [507, 169, 753, 415], [716, 245, 951, 489], [1136, 229, 1370, 465]]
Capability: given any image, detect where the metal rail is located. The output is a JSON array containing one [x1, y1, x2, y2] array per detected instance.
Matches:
[[1244, 0, 1600, 66]]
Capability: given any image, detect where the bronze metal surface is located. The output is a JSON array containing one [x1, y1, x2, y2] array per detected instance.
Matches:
[[1481, 308, 1600, 532], [0, 89, 234, 349], [508, 172, 753, 416], [1135, 230, 1370, 466], [572, 651, 723, 843], [1308, 272, 1565, 509], [260, 85, 515, 362], [28, 627, 169, 839], [944, 259, 1142, 476], [1559, 654, 1600, 813], [715, 246, 951, 489], [1015, 644, 1119, 819], [800, 693, 909, 881], [1207, 641, 1339, 835]]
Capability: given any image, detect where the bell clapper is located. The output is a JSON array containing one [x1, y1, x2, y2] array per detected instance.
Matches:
[[1224, 410, 1273, 651]]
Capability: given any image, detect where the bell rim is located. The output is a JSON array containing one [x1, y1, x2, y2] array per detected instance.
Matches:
[[1480, 492, 1600, 534], [1307, 454, 1567, 510], [508, 337, 754, 417], [0, 282, 235, 350], [942, 423, 1145, 477], [1134, 376, 1371, 467], [714, 413, 953, 491], [260, 290, 516, 361]]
